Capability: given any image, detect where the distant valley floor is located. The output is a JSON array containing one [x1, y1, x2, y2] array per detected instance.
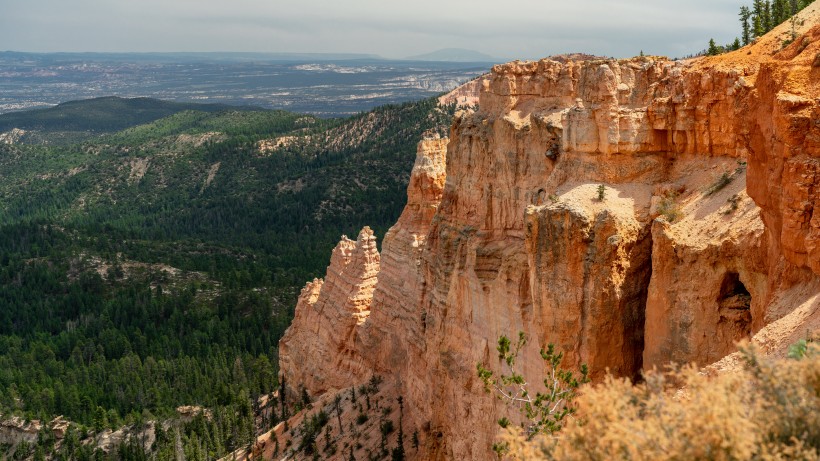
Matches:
[[0, 52, 490, 116]]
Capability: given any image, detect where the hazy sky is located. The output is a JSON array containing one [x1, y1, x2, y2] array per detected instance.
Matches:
[[2, 0, 748, 60]]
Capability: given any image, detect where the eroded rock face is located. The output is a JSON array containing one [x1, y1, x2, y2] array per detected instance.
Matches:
[[279, 19, 820, 461], [0, 416, 74, 447], [0, 416, 41, 446], [358, 137, 448, 374], [278, 227, 380, 396], [526, 186, 653, 381], [644, 175, 768, 368]]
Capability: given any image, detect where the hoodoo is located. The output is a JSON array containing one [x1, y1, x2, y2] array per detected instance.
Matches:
[[278, 5, 820, 459]]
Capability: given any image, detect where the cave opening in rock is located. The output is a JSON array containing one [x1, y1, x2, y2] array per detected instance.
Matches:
[[622, 230, 652, 383], [719, 272, 751, 305], [652, 129, 669, 151], [716, 271, 752, 346]]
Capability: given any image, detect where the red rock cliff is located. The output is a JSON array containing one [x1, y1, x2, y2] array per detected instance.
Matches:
[[279, 7, 820, 459]]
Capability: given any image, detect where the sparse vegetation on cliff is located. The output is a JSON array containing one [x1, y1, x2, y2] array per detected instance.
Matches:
[[596, 184, 606, 202], [495, 342, 820, 460], [706, 0, 814, 55], [707, 171, 735, 195], [706, 161, 746, 196], [657, 191, 682, 222]]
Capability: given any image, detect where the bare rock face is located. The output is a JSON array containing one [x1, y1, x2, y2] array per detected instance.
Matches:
[[525, 186, 653, 381], [0, 416, 41, 446], [278, 226, 380, 396], [279, 16, 820, 460], [438, 79, 482, 108], [359, 137, 447, 369], [644, 175, 768, 368], [0, 415, 72, 449]]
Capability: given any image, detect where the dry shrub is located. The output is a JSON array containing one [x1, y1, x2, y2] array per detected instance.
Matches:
[[501, 344, 820, 460], [657, 191, 681, 222]]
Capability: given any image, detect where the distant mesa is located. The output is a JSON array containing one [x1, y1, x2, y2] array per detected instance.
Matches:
[[406, 48, 500, 63]]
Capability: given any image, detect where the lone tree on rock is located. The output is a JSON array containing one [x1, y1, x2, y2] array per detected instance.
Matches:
[[596, 184, 606, 202]]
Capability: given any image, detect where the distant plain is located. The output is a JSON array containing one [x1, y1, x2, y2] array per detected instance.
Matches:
[[0, 52, 491, 116]]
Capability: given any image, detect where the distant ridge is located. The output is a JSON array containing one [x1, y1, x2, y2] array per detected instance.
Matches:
[[0, 96, 260, 134], [406, 48, 499, 63]]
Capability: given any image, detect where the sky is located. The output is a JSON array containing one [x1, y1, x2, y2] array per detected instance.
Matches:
[[2, 0, 749, 60]]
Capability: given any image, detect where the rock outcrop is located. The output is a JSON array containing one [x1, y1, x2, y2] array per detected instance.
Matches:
[[438, 79, 482, 108], [0, 416, 41, 446], [0, 128, 26, 145], [279, 6, 820, 459], [278, 226, 380, 396]]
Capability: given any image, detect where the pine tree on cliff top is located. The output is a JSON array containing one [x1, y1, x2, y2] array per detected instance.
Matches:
[[708, 38, 720, 56], [740, 6, 753, 45]]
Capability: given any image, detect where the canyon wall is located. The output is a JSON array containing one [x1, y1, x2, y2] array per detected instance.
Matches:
[[279, 13, 820, 460]]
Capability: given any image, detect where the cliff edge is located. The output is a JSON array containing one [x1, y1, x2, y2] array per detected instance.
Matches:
[[276, 6, 820, 459]]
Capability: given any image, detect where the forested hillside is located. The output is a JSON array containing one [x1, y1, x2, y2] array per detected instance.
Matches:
[[0, 97, 454, 459], [0, 97, 260, 145]]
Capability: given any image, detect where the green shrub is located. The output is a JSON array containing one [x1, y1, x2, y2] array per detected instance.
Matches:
[[657, 192, 681, 222], [706, 171, 734, 195], [380, 420, 394, 437]]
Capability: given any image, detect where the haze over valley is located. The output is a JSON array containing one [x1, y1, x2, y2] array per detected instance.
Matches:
[[1, 1, 819, 460], [0, 51, 489, 116]]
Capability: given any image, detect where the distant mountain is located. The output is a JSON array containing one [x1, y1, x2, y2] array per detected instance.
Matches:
[[406, 48, 499, 63], [0, 96, 259, 143]]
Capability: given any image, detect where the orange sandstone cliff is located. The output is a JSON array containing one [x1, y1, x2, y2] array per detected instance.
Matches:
[[276, 7, 820, 460]]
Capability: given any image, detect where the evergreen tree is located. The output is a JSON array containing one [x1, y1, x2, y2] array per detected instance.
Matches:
[[753, 13, 764, 38], [772, 0, 786, 25], [753, 0, 766, 37], [279, 376, 287, 422], [740, 6, 753, 45], [392, 396, 405, 461], [333, 394, 344, 434], [708, 38, 721, 56]]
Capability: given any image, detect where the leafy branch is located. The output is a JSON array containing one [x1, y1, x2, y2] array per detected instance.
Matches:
[[477, 332, 589, 444]]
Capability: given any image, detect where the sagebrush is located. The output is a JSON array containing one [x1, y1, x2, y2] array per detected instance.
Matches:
[[500, 343, 819, 460]]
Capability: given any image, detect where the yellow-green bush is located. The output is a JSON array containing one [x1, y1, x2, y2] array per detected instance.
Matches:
[[499, 344, 819, 460]]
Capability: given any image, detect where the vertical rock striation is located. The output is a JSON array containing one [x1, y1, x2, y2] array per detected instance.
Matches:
[[278, 226, 380, 396]]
